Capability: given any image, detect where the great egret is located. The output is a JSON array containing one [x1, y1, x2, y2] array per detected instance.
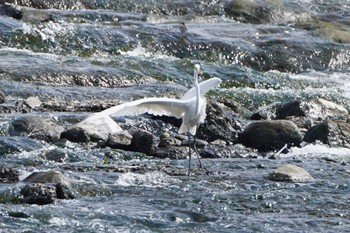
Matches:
[[85, 64, 222, 175]]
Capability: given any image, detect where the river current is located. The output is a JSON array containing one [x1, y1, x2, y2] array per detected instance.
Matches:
[[1, 0, 350, 232]]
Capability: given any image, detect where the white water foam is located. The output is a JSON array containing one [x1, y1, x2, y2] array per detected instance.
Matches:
[[115, 171, 179, 187]]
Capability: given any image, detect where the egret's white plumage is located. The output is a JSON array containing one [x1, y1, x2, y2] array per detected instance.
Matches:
[[84, 64, 222, 174]]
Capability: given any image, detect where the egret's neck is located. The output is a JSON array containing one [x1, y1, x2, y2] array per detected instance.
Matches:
[[194, 71, 200, 113]]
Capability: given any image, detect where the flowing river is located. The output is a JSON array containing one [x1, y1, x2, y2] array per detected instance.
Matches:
[[1, 0, 350, 232]]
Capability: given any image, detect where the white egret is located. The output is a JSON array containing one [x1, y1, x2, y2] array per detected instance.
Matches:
[[85, 64, 222, 174]]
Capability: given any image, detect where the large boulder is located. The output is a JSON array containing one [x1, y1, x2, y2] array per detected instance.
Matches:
[[9, 116, 64, 142], [61, 116, 123, 143], [21, 170, 75, 205], [276, 98, 348, 121], [197, 100, 241, 143], [239, 120, 303, 152], [303, 120, 350, 148], [269, 164, 313, 182], [0, 136, 46, 154]]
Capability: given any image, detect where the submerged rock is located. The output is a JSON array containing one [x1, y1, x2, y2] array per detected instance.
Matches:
[[43, 149, 68, 162], [0, 166, 19, 183], [269, 164, 313, 182], [61, 116, 123, 143], [239, 120, 303, 152], [9, 116, 64, 142], [0, 91, 4, 104]]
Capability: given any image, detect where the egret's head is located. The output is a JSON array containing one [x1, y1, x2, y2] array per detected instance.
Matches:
[[194, 64, 200, 83], [194, 64, 200, 74]]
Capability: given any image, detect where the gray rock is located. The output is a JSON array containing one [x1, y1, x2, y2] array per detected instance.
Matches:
[[303, 122, 329, 144], [158, 137, 182, 147], [0, 4, 53, 23], [21, 183, 57, 205], [0, 166, 19, 183], [105, 131, 133, 149], [128, 127, 157, 155], [44, 149, 68, 162], [276, 100, 305, 119], [9, 116, 64, 142], [23, 170, 70, 186], [0, 91, 4, 104], [61, 116, 123, 143], [24, 96, 42, 109], [269, 164, 313, 182], [239, 120, 303, 152]]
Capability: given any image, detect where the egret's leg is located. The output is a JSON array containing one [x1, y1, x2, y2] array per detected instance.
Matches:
[[193, 136, 210, 174], [187, 132, 192, 176]]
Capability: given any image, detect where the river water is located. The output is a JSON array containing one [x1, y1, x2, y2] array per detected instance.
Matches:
[[1, 0, 350, 232]]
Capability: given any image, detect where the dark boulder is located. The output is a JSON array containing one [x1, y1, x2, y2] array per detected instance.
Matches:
[[276, 100, 305, 119], [303, 121, 350, 148], [0, 166, 19, 183], [43, 149, 68, 162], [9, 116, 64, 142], [61, 116, 123, 143], [127, 127, 157, 155], [239, 120, 303, 152], [197, 100, 241, 143], [21, 183, 57, 205], [21, 170, 75, 204]]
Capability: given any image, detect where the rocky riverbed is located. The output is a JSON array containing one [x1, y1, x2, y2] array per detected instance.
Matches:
[[1, 0, 350, 232]]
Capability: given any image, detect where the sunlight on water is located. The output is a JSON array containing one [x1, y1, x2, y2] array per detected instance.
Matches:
[[115, 171, 180, 187]]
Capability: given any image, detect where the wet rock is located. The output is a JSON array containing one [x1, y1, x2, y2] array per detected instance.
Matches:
[[55, 182, 75, 199], [0, 166, 19, 183], [197, 100, 239, 143], [21, 183, 57, 205], [303, 122, 329, 144], [224, 0, 283, 24], [127, 127, 157, 155], [304, 120, 350, 148], [276, 100, 305, 119], [44, 149, 68, 162], [158, 137, 182, 147], [153, 146, 188, 159], [105, 131, 133, 149], [0, 91, 4, 104], [269, 164, 313, 182], [0, 136, 46, 154], [277, 98, 348, 121], [23, 170, 70, 186], [9, 116, 64, 142], [239, 120, 303, 152], [24, 96, 42, 109], [61, 116, 123, 143], [0, 4, 53, 23]]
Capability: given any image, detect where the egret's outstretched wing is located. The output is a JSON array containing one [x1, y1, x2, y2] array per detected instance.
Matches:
[[181, 77, 222, 100], [87, 97, 188, 120]]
